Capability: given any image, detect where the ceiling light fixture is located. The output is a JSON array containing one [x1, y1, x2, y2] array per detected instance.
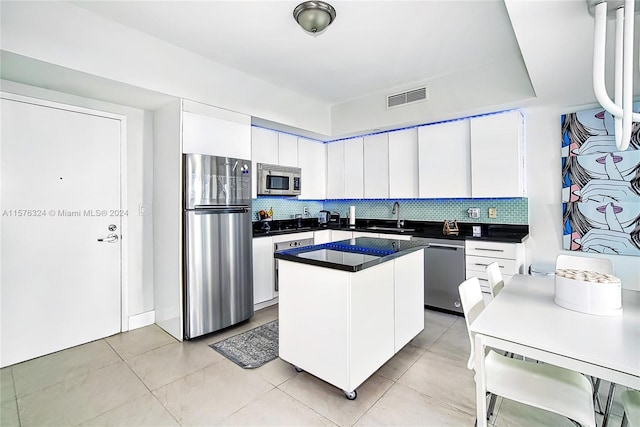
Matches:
[[293, 1, 336, 35]]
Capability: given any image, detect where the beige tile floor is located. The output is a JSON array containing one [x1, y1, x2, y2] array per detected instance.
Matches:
[[0, 306, 627, 426]]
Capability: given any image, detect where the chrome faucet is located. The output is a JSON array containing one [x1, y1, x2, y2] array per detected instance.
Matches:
[[392, 202, 401, 228]]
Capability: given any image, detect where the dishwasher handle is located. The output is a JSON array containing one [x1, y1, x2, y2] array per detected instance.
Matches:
[[427, 243, 464, 250]]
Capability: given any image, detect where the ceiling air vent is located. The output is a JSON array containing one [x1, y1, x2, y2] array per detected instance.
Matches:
[[387, 87, 429, 109]]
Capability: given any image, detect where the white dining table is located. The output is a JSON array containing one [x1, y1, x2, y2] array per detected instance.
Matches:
[[470, 274, 640, 427]]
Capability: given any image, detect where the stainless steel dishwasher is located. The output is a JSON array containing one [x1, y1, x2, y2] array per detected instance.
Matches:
[[411, 237, 466, 315]]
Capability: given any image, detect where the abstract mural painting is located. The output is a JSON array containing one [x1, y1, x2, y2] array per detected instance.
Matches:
[[561, 106, 640, 256]]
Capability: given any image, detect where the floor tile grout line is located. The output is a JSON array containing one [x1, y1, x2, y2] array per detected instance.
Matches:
[[10, 340, 124, 402], [275, 381, 341, 426], [78, 353, 184, 427], [9, 367, 23, 427], [349, 377, 397, 427], [218, 382, 278, 425]]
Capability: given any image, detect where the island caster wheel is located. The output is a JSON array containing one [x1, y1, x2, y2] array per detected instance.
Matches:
[[293, 365, 303, 373], [343, 389, 357, 400]]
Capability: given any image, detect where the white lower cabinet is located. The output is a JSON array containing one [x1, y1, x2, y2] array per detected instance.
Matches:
[[278, 249, 424, 394], [331, 230, 353, 241], [383, 233, 412, 241], [252, 236, 274, 305], [352, 231, 378, 238], [313, 230, 332, 244], [465, 240, 525, 294]]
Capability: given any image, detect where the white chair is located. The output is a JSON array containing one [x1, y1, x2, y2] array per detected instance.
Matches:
[[486, 262, 504, 298], [622, 389, 640, 427], [555, 254, 615, 421], [459, 277, 596, 427]]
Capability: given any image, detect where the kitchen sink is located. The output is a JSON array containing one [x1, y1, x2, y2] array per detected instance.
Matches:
[[366, 226, 415, 233]]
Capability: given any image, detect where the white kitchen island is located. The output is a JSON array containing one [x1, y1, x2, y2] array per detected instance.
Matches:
[[275, 237, 426, 399]]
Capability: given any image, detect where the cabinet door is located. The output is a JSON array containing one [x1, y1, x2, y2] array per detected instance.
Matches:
[[344, 137, 364, 199], [182, 111, 251, 160], [252, 236, 274, 305], [314, 230, 332, 244], [251, 127, 279, 198], [470, 111, 524, 197], [388, 128, 419, 198], [298, 138, 326, 200], [418, 120, 471, 198], [331, 230, 353, 241], [252, 127, 279, 165], [363, 133, 389, 198], [278, 133, 298, 167], [352, 232, 379, 238], [326, 141, 345, 199]]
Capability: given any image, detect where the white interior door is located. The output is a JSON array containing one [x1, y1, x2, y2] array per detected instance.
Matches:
[[1, 96, 123, 367]]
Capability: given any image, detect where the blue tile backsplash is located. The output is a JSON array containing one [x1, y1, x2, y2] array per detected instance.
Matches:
[[252, 197, 528, 224]]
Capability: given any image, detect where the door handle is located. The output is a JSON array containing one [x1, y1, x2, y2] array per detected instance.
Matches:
[[97, 233, 119, 243]]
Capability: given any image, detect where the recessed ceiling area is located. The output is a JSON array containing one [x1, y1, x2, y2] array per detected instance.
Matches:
[[3, 0, 630, 138], [70, 0, 533, 107]]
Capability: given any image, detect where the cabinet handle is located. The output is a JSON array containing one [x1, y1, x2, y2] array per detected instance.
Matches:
[[474, 247, 504, 252], [478, 278, 488, 282], [474, 262, 506, 268]]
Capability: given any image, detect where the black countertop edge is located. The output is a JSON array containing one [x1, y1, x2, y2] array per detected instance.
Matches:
[[254, 218, 529, 243], [274, 238, 427, 272]]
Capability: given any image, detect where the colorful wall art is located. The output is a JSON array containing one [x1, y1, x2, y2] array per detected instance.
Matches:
[[561, 106, 640, 256]]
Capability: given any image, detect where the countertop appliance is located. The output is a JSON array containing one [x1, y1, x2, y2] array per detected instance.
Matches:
[[274, 236, 314, 292], [257, 163, 301, 196], [318, 210, 340, 227], [412, 237, 466, 315], [183, 154, 254, 339], [318, 210, 331, 225]]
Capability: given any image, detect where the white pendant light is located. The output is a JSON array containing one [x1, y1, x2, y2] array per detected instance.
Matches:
[[293, 1, 336, 35], [589, 0, 640, 151]]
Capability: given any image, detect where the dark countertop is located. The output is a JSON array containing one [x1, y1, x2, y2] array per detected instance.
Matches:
[[273, 237, 427, 272], [254, 218, 529, 244]]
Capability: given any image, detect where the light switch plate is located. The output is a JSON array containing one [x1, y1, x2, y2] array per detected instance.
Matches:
[[488, 207, 497, 218]]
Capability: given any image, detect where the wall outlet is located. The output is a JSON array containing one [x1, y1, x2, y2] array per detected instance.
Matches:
[[303, 206, 309, 216], [467, 207, 480, 219], [488, 207, 497, 218]]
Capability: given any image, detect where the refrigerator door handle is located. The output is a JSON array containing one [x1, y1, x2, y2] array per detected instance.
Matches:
[[193, 205, 249, 214]]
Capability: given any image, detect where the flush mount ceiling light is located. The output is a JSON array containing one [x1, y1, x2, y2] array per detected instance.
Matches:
[[293, 1, 336, 35]]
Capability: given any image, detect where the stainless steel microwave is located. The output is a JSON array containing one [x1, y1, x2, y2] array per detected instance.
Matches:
[[257, 163, 301, 196]]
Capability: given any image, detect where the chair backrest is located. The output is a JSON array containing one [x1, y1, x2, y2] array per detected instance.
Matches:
[[556, 254, 614, 274], [486, 262, 504, 298], [458, 277, 485, 371]]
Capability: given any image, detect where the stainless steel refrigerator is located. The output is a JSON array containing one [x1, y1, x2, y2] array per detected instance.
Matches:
[[183, 153, 253, 339]]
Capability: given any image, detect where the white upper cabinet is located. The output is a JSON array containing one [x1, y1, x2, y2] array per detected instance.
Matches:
[[418, 120, 471, 198], [251, 127, 279, 165], [344, 137, 364, 199], [326, 140, 346, 199], [278, 133, 298, 167], [363, 133, 389, 198], [298, 137, 326, 200], [470, 111, 525, 198], [388, 128, 419, 198], [182, 100, 251, 160], [251, 126, 279, 198]]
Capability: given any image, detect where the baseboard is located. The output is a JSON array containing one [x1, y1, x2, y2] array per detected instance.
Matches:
[[128, 310, 155, 331], [254, 297, 278, 311]]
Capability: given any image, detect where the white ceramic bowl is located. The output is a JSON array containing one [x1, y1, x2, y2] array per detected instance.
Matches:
[[554, 271, 622, 316]]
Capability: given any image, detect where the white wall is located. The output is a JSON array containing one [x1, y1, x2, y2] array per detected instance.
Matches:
[[331, 57, 533, 138], [0, 80, 157, 319], [0, 1, 331, 136], [523, 104, 640, 290]]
